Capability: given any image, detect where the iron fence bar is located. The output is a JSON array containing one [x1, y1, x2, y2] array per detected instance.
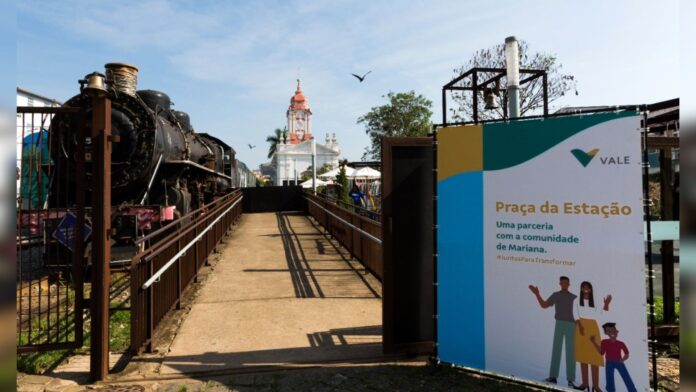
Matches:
[[306, 197, 382, 245], [74, 108, 86, 347], [141, 196, 243, 289]]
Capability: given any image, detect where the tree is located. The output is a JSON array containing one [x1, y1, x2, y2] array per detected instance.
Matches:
[[335, 159, 351, 204], [449, 41, 578, 122], [266, 127, 287, 159], [358, 91, 433, 160], [301, 163, 332, 182]]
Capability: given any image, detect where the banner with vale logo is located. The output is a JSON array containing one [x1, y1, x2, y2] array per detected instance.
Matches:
[[436, 112, 647, 391]]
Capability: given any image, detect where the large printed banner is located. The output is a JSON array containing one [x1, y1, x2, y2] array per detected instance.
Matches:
[[437, 112, 648, 391]]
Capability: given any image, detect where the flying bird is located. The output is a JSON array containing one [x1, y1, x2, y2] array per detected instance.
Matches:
[[248, 144, 256, 149], [351, 71, 372, 82]]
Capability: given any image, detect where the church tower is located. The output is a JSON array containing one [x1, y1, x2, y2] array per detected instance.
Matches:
[[286, 79, 312, 144]]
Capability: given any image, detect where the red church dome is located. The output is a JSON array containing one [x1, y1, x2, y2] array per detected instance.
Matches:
[[290, 79, 309, 110]]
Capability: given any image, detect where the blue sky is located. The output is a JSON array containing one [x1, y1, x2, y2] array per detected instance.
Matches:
[[17, 0, 678, 169]]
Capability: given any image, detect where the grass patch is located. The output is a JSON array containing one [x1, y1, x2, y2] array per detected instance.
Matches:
[[17, 349, 72, 375], [17, 310, 77, 374], [110, 310, 130, 353], [17, 274, 132, 374]]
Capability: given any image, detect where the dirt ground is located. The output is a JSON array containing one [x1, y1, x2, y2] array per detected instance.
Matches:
[[16, 215, 682, 392], [18, 356, 682, 392]]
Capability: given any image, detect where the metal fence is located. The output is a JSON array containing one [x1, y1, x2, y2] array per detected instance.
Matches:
[[305, 192, 382, 280], [16, 106, 87, 353], [130, 190, 243, 354]]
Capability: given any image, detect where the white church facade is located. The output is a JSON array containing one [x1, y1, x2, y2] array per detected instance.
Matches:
[[271, 80, 340, 185]]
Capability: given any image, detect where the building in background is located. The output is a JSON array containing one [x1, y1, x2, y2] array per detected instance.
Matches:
[[270, 80, 340, 185], [16, 88, 61, 207]]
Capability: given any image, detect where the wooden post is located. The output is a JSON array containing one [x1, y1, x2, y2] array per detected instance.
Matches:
[[659, 148, 675, 323], [90, 94, 112, 381]]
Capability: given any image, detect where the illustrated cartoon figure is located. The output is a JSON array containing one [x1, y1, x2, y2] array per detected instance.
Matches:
[[529, 276, 579, 388], [589, 323, 637, 392], [574, 281, 612, 392]]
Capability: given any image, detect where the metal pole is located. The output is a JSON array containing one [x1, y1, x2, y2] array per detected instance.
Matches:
[[505, 36, 520, 118], [312, 138, 317, 193], [472, 71, 479, 123], [542, 73, 549, 117], [90, 93, 112, 381], [642, 110, 658, 391], [441, 88, 447, 125]]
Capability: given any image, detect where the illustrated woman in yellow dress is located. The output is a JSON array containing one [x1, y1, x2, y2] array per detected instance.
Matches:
[[574, 281, 612, 392]]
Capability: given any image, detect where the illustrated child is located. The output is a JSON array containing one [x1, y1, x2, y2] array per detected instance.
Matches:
[[589, 323, 637, 392]]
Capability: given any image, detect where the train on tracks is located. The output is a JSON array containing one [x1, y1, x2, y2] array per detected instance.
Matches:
[[20, 63, 255, 263]]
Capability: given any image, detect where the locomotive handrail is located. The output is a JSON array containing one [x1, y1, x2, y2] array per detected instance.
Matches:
[[134, 190, 241, 245], [139, 193, 242, 263], [140, 154, 164, 205], [141, 195, 243, 290], [305, 196, 382, 245], [166, 159, 233, 180]]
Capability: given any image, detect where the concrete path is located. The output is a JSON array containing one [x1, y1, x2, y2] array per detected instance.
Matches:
[[159, 212, 383, 375]]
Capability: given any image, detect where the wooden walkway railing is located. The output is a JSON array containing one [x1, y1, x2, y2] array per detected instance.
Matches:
[[304, 192, 383, 280], [129, 190, 243, 354]]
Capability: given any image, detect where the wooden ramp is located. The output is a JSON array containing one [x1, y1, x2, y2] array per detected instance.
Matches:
[[159, 212, 383, 375]]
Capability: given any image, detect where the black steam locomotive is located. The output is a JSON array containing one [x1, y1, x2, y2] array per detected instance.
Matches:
[[49, 63, 249, 255]]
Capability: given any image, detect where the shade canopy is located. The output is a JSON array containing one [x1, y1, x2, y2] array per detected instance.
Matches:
[[318, 166, 356, 179], [353, 166, 381, 179], [300, 178, 331, 188]]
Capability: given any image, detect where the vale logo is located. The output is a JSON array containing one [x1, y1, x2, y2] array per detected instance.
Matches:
[[570, 148, 599, 167]]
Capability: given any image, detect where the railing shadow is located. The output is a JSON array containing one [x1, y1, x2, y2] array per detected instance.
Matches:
[[129, 324, 384, 377], [275, 212, 380, 299]]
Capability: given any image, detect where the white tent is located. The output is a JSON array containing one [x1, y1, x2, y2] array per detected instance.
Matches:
[[353, 166, 381, 179], [299, 178, 331, 188], [318, 166, 356, 179]]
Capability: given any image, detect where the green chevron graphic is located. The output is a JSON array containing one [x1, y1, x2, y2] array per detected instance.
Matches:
[[570, 148, 600, 167]]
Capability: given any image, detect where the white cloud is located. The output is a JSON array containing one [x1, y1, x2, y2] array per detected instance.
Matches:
[[17, 0, 680, 168]]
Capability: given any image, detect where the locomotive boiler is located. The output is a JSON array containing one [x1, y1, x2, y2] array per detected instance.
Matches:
[[49, 63, 238, 249]]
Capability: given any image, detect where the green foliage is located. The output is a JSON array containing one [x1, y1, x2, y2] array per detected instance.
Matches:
[[450, 40, 578, 122], [110, 310, 131, 353], [17, 349, 71, 375], [301, 163, 332, 181], [358, 91, 433, 160], [335, 160, 351, 204], [653, 296, 680, 324], [266, 127, 288, 158]]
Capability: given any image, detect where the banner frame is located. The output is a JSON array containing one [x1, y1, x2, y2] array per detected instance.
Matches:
[[431, 106, 658, 391]]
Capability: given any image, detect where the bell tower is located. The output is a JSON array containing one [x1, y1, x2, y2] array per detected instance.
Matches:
[[286, 79, 312, 144]]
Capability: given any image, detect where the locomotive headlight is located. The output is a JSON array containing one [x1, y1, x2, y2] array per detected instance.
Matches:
[[79, 72, 107, 97]]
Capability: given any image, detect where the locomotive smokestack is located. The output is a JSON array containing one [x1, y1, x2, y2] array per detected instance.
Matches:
[[105, 62, 139, 96]]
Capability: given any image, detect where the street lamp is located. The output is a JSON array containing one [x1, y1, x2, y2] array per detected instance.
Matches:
[[505, 36, 520, 118]]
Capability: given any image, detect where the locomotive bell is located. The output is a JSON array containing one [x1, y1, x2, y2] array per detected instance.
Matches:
[[80, 72, 107, 96]]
